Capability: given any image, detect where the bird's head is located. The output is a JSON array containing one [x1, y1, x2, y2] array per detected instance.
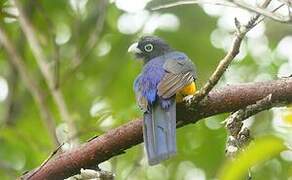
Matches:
[[128, 36, 172, 62]]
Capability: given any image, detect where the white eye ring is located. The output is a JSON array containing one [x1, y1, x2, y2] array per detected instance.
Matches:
[[144, 44, 153, 52]]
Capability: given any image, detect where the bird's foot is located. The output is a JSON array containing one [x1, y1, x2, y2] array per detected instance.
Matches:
[[183, 95, 194, 105]]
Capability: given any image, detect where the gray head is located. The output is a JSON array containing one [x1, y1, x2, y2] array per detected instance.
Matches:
[[128, 36, 173, 62]]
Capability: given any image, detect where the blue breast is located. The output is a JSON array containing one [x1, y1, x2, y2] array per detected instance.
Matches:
[[134, 57, 165, 103]]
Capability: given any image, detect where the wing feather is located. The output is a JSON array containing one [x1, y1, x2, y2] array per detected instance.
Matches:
[[157, 57, 196, 99]]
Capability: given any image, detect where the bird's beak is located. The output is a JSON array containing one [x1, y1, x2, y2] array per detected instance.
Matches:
[[128, 42, 142, 54]]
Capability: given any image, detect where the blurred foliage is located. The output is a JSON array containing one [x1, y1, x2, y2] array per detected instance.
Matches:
[[0, 0, 291, 180], [218, 136, 286, 180]]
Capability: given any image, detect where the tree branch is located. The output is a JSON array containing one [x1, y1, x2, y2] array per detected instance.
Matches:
[[225, 94, 275, 157], [225, 93, 276, 180], [190, 21, 245, 105], [152, 0, 292, 24], [233, 0, 292, 23], [20, 77, 292, 180], [81, 0, 108, 62], [3, 61, 18, 126], [60, 0, 108, 87], [186, 0, 271, 106], [151, 0, 237, 11], [0, 26, 59, 146], [32, 0, 61, 89], [12, 0, 78, 143]]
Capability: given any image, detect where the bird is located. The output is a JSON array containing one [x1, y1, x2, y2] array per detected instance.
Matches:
[[128, 36, 197, 165]]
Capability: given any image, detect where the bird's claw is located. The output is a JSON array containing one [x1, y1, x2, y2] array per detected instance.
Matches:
[[183, 95, 194, 105]]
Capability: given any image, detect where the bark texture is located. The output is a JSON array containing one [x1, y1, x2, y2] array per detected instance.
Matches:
[[22, 78, 292, 180]]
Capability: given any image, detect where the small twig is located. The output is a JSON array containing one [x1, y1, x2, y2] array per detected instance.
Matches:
[[189, 20, 246, 106], [60, 0, 108, 87], [279, 0, 292, 7], [32, 0, 61, 89], [188, 0, 272, 107], [252, 3, 286, 27], [82, 0, 108, 60], [226, 94, 274, 125], [24, 143, 64, 180], [233, 0, 292, 23], [152, 0, 292, 24], [151, 0, 236, 10], [225, 94, 275, 179]]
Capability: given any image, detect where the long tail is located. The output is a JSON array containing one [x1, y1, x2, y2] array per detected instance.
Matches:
[[143, 99, 176, 165]]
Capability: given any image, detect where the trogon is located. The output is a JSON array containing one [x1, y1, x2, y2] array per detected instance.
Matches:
[[128, 36, 197, 165]]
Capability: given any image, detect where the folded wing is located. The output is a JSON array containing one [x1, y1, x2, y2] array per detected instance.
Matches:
[[157, 57, 196, 99]]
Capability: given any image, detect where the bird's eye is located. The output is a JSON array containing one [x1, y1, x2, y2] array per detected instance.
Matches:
[[144, 44, 153, 52]]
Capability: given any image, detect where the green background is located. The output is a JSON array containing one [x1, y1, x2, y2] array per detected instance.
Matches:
[[0, 0, 291, 179]]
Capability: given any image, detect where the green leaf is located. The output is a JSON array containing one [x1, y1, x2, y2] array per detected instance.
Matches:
[[218, 136, 287, 180]]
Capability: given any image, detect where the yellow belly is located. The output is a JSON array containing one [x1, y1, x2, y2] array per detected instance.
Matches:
[[176, 82, 197, 102]]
